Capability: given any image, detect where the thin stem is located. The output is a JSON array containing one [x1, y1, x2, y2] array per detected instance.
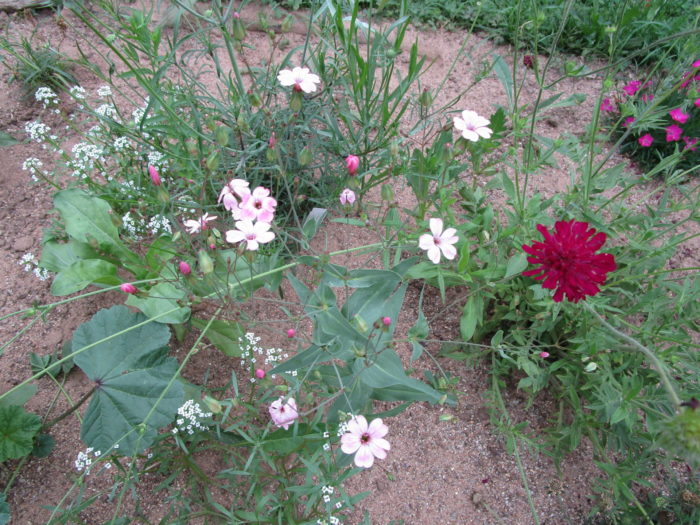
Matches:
[[41, 386, 96, 430]]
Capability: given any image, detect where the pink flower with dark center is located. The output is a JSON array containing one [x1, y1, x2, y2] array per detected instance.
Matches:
[[219, 178, 250, 212], [277, 67, 321, 93], [345, 155, 360, 175], [666, 124, 683, 142], [453, 110, 492, 142], [269, 397, 298, 430], [178, 261, 192, 275], [340, 415, 390, 468], [184, 213, 218, 234], [418, 218, 459, 264], [339, 188, 356, 205], [622, 80, 642, 96], [148, 165, 161, 186], [120, 283, 138, 294], [238, 187, 277, 223], [669, 108, 689, 124], [683, 137, 698, 152], [623, 117, 635, 128], [638, 134, 654, 147], [225, 220, 275, 251], [600, 98, 615, 112], [522, 220, 617, 303]]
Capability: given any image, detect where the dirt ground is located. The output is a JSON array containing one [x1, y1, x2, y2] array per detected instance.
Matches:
[[0, 2, 697, 524]]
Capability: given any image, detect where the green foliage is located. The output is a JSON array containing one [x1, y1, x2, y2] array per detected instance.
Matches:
[[0, 493, 9, 525], [0, 405, 41, 462]]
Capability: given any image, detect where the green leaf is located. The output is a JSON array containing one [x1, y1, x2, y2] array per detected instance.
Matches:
[[302, 208, 327, 243], [0, 493, 10, 525], [0, 384, 37, 408], [0, 405, 41, 462], [408, 309, 429, 363], [504, 252, 528, 279], [39, 240, 98, 273], [31, 433, 55, 458], [72, 305, 183, 455], [0, 131, 18, 147], [126, 282, 191, 324], [460, 297, 478, 341], [51, 259, 120, 296], [191, 318, 244, 357]]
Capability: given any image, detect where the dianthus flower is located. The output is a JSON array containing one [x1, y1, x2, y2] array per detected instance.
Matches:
[[683, 137, 698, 152], [453, 110, 492, 142], [218, 178, 250, 211], [622, 80, 642, 96], [669, 108, 689, 124], [339, 188, 356, 205], [340, 415, 390, 468], [277, 67, 321, 93], [521, 220, 616, 303], [638, 134, 654, 147], [666, 124, 683, 142], [600, 98, 615, 112]]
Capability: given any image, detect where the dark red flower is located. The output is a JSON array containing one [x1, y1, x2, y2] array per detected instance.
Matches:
[[521, 220, 616, 303], [523, 55, 535, 69]]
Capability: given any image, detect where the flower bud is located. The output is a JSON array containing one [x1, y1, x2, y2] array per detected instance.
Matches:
[[539, 351, 550, 358], [286, 328, 296, 338], [299, 146, 313, 166], [345, 155, 360, 175], [202, 395, 222, 414], [198, 249, 214, 274], [120, 283, 138, 294], [382, 316, 391, 326], [419, 88, 433, 108], [148, 165, 161, 186], [178, 261, 192, 275], [523, 55, 535, 69], [268, 132, 276, 148], [206, 151, 220, 171], [255, 369, 266, 379], [248, 91, 262, 107], [215, 126, 229, 146], [232, 14, 247, 41]]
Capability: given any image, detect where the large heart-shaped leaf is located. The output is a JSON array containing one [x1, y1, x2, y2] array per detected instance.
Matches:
[[72, 305, 183, 455], [0, 405, 41, 462]]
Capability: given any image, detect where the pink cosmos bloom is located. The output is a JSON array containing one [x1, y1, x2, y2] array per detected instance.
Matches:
[[683, 137, 698, 152], [238, 187, 277, 223], [219, 178, 250, 212], [382, 316, 391, 326], [184, 213, 218, 234], [638, 134, 654, 147], [539, 351, 550, 358], [340, 415, 390, 469], [277, 67, 321, 93], [622, 80, 642, 96], [225, 220, 275, 251], [269, 397, 298, 430], [418, 218, 459, 264], [178, 261, 192, 275], [453, 110, 492, 142], [669, 108, 689, 124], [255, 369, 266, 379], [600, 98, 615, 112], [120, 283, 138, 294], [666, 124, 683, 142], [339, 188, 356, 205], [345, 155, 360, 175], [623, 117, 635, 128], [148, 165, 161, 186]]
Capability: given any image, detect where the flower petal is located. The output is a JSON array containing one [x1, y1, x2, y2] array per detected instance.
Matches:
[[354, 445, 375, 468], [368, 418, 388, 438], [429, 218, 444, 237]]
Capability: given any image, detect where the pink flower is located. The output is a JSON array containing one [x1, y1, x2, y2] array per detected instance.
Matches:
[[277, 67, 321, 93], [269, 397, 298, 430], [669, 108, 689, 124], [339, 188, 356, 205], [600, 98, 615, 112], [238, 187, 277, 223], [345, 155, 360, 175], [640, 93, 654, 102], [268, 132, 276, 148], [623, 117, 635, 128], [255, 369, 266, 379], [382, 316, 391, 326], [178, 261, 192, 275], [225, 220, 275, 251], [695, 98, 700, 108], [666, 124, 683, 142], [453, 110, 492, 142], [219, 178, 250, 212], [148, 165, 161, 186], [120, 283, 138, 294], [638, 134, 654, 147], [184, 213, 218, 234], [693, 59, 700, 68], [539, 351, 550, 358], [683, 137, 698, 152], [622, 80, 642, 96], [340, 415, 390, 468], [418, 218, 459, 264], [286, 328, 296, 338], [523, 55, 535, 69]]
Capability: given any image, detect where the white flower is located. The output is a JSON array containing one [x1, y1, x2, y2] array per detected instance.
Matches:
[[95, 103, 118, 119], [35, 87, 58, 107], [418, 218, 459, 264], [25, 121, 51, 143], [453, 110, 492, 142], [97, 85, 113, 97], [339, 188, 356, 205], [183, 213, 217, 234], [277, 66, 321, 93], [225, 220, 275, 251], [69, 86, 86, 99]]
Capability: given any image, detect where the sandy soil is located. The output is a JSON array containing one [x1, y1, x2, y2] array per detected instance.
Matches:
[[0, 2, 696, 524]]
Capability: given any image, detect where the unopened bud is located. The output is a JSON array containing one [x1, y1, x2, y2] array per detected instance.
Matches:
[[248, 91, 262, 107], [286, 328, 296, 338], [299, 147, 312, 167], [345, 154, 360, 175], [206, 151, 219, 171], [232, 15, 247, 41], [202, 395, 222, 414], [198, 249, 214, 274], [179, 261, 192, 275], [419, 88, 433, 108], [281, 14, 294, 32], [148, 165, 161, 186], [215, 126, 229, 146], [539, 351, 550, 358], [255, 369, 266, 379], [382, 316, 391, 326], [120, 283, 138, 294]]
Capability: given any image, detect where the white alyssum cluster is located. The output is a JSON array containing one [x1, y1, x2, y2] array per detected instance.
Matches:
[[121, 211, 141, 239], [147, 150, 167, 168], [22, 157, 44, 182], [171, 400, 212, 436], [238, 332, 292, 381], [113, 136, 132, 151], [95, 103, 118, 120], [35, 86, 58, 108], [68, 142, 105, 179], [97, 85, 113, 97], [74, 447, 110, 474], [146, 215, 172, 236], [18, 253, 50, 281], [25, 121, 52, 143], [69, 85, 86, 100]]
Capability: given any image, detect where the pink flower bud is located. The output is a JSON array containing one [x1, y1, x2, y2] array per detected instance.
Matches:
[[148, 165, 161, 186], [179, 261, 192, 275], [233, 11, 240, 18], [286, 328, 296, 338], [539, 351, 550, 358], [209, 243, 216, 250], [345, 155, 360, 175], [120, 283, 138, 294], [382, 316, 391, 326], [269, 132, 276, 148], [255, 369, 266, 379]]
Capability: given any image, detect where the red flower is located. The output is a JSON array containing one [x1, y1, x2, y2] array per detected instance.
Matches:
[[521, 220, 616, 303]]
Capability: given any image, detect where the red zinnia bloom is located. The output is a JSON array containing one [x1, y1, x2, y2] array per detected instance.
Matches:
[[521, 220, 616, 303]]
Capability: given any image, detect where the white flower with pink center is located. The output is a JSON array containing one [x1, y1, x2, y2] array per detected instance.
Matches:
[[225, 220, 275, 251], [183, 213, 217, 234], [418, 218, 459, 264], [269, 397, 298, 430], [219, 178, 251, 212], [238, 186, 277, 223], [453, 110, 492, 142], [340, 415, 390, 468], [339, 188, 356, 205], [277, 66, 321, 93]]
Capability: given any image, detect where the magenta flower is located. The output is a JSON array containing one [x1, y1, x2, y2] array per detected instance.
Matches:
[[269, 397, 298, 430], [453, 110, 492, 142], [640, 93, 654, 102], [381, 316, 391, 326], [622, 80, 642, 96], [669, 108, 689, 124], [666, 124, 683, 142], [225, 220, 275, 251], [178, 261, 192, 275], [255, 369, 266, 379], [238, 187, 277, 223], [148, 165, 161, 186], [286, 328, 296, 338], [419, 218, 459, 264], [345, 155, 360, 175], [184, 213, 218, 234], [623, 117, 635, 128], [683, 137, 698, 152], [693, 59, 700, 68], [340, 415, 390, 468], [539, 351, 550, 358], [120, 283, 138, 294], [268, 132, 276, 148], [522, 220, 617, 303], [600, 98, 615, 112], [695, 98, 700, 108], [277, 67, 320, 93], [523, 55, 535, 69], [638, 134, 654, 147], [339, 188, 356, 205]]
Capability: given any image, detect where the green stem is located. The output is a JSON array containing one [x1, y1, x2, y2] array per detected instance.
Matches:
[[41, 386, 95, 430]]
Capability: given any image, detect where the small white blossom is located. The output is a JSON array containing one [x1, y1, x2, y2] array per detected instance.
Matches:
[[35, 87, 58, 107], [113, 136, 131, 151], [97, 85, 113, 97], [69, 86, 86, 99], [147, 215, 172, 236], [172, 400, 212, 436], [323, 443, 331, 451], [22, 157, 44, 182], [95, 103, 118, 120], [25, 121, 51, 143], [147, 150, 167, 168]]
